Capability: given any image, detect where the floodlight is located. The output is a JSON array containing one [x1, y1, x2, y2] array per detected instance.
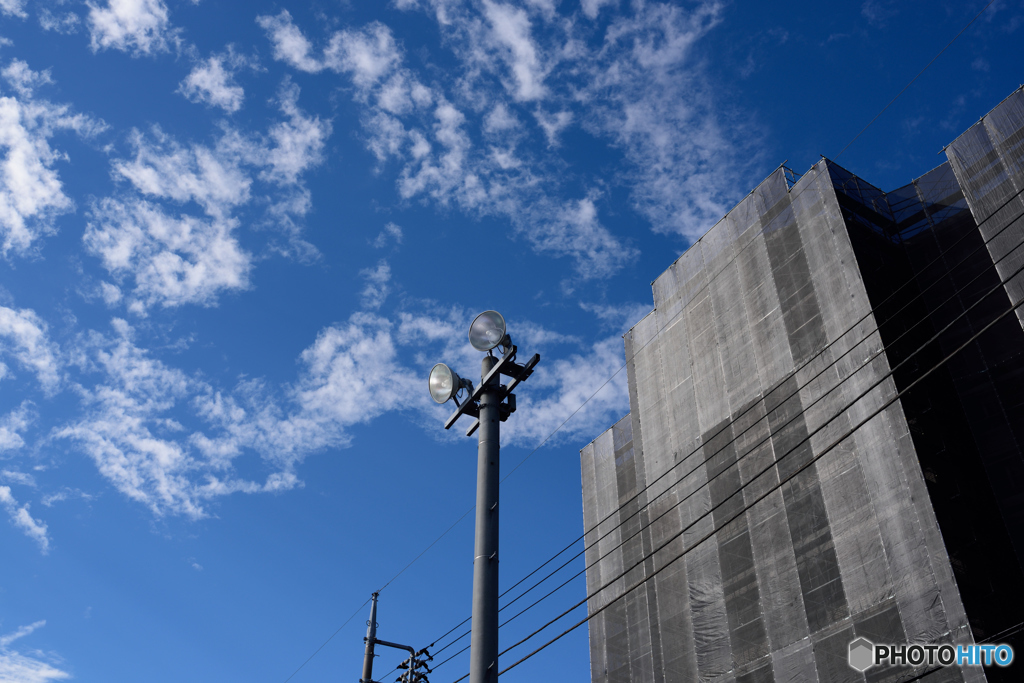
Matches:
[[468, 310, 508, 352], [429, 363, 466, 404]]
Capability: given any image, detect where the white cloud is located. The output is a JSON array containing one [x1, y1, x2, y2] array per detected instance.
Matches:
[[178, 55, 245, 113], [0, 0, 26, 19], [0, 485, 51, 553], [289, 313, 419, 437], [372, 221, 403, 248], [41, 487, 94, 507], [55, 301, 630, 517], [113, 127, 252, 218], [0, 621, 71, 682], [360, 260, 392, 310], [87, 82, 329, 309], [57, 313, 419, 517], [0, 59, 104, 257], [578, 1, 748, 239], [1, 469, 36, 486], [385, 1, 749, 243], [482, 0, 547, 101], [533, 108, 571, 147], [260, 13, 637, 279], [261, 81, 331, 186], [0, 404, 34, 452], [579, 300, 651, 333], [58, 320, 217, 518], [256, 10, 323, 73], [325, 22, 403, 88], [39, 9, 82, 34], [483, 103, 519, 134], [84, 198, 251, 309], [0, 306, 61, 393], [581, 0, 616, 19], [87, 0, 174, 56], [2, 60, 54, 97], [0, 621, 45, 650], [502, 335, 628, 445]]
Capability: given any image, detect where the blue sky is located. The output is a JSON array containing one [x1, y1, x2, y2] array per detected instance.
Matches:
[[0, 0, 1021, 681]]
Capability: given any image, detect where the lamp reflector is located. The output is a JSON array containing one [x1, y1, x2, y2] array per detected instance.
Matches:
[[468, 310, 507, 352], [429, 363, 461, 404]]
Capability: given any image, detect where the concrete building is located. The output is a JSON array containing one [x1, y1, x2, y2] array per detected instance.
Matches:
[[580, 88, 1024, 683]]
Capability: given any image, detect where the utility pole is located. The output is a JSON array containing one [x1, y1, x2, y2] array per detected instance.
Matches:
[[361, 592, 379, 683], [428, 311, 540, 683], [359, 593, 428, 683]]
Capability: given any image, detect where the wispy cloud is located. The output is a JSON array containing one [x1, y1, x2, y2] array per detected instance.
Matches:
[[0, 0, 26, 19], [579, 300, 652, 334], [258, 11, 638, 279], [0, 58, 105, 257], [84, 197, 252, 311], [41, 487, 94, 507], [0, 306, 61, 394], [481, 0, 547, 102], [578, 1, 747, 239], [54, 302, 629, 518], [360, 260, 392, 310], [0, 405, 34, 452], [0, 468, 36, 487], [501, 335, 628, 445], [0, 485, 51, 553], [85, 80, 330, 311], [39, 9, 82, 34], [259, 2, 751, 275], [0, 621, 71, 682], [372, 221, 403, 248]]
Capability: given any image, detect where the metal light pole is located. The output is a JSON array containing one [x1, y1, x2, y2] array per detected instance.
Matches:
[[470, 354, 500, 683], [428, 311, 540, 683]]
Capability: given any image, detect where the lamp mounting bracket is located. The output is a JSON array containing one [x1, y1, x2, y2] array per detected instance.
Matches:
[[444, 345, 540, 432]]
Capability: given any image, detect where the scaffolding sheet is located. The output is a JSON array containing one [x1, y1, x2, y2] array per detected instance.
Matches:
[[581, 160, 981, 683], [946, 87, 1024, 331]]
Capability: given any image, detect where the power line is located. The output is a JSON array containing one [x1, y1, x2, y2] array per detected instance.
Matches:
[[433, 237, 1024, 677], [484, 289, 1024, 681], [422, 182, 1024, 663], [834, 0, 997, 160], [492, 209, 1024, 636], [282, 597, 371, 683], [291, 5, 1012, 664]]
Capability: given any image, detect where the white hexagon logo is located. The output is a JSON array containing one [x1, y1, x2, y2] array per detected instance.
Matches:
[[849, 637, 875, 672]]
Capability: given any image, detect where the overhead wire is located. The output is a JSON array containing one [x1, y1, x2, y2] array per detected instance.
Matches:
[[435, 226, 1024, 678], [497, 245, 1024, 636], [285, 3, 1007, 669], [833, 0, 997, 160], [422, 181, 1024, 665], [481, 285, 1024, 682], [483, 196, 1024, 637], [282, 597, 371, 683]]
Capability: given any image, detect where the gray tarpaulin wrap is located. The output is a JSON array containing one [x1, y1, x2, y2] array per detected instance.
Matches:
[[578, 90, 1024, 680], [945, 88, 1024, 332]]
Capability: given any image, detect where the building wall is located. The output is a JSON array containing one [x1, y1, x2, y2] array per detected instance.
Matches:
[[580, 159, 986, 683], [832, 142, 1024, 672], [581, 86, 1024, 683]]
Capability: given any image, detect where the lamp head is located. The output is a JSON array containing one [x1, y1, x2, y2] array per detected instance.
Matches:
[[468, 310, 508, 352], [428, 363, 468, 404]]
